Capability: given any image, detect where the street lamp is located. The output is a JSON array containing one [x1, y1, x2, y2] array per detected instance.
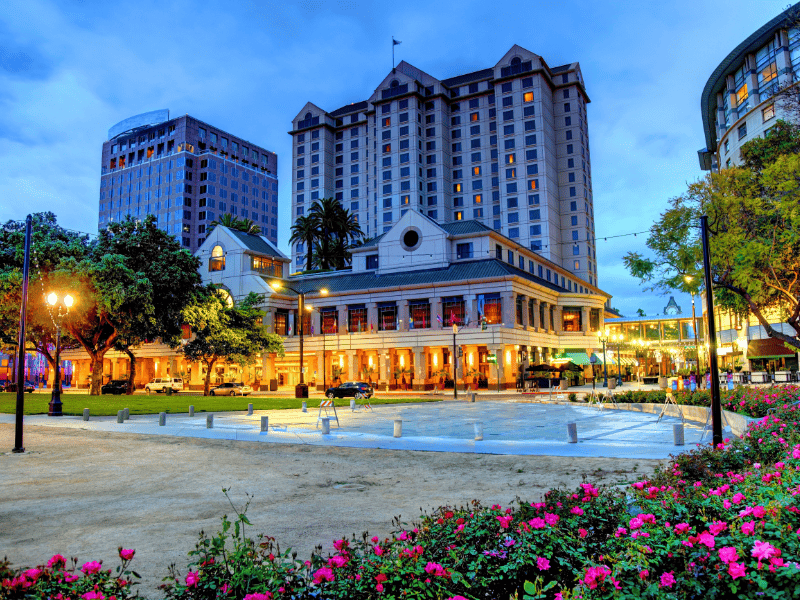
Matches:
[[611, 333, 624, 387], [597, 328, 610, 387], [46, 291, 75, 417], [685, 275, 701, 374], [452, 322, 459, 400], [305, 304, 328, 394], [269, 282, 328, 398]]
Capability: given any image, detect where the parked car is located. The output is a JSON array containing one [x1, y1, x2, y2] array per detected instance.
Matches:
[[101, 380, 129, 395], [0, 381, 35, 393], [325, 381, 374, 399], [209, 382, 252, 396], [144, 377, 184, 394]]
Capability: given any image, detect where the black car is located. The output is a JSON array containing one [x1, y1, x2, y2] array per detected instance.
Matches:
[[1, 381, 35, 393], [325, 381, 374, 399], [102, 380, 129, 395], [210, 382, 253, 396]]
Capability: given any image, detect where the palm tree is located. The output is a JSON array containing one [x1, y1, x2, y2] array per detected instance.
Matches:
[[289, 215, 318, 271], [208, 213, 240, 232], [309, 198, 365, 270], [236, 218, 261, 235]]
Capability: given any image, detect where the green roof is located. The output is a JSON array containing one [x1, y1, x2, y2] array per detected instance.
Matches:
[[227, 228, 284, 258], [276, 258, 567, 295], [554, 351, 592, 366]]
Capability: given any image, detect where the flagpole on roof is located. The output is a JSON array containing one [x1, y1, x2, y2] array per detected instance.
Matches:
[[392, 37, 402, 70]]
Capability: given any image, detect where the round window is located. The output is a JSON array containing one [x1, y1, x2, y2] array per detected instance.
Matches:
[[403, 230, 419, 248]]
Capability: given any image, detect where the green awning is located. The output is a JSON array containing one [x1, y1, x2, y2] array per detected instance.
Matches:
[[747, 338, 797, 359], [557, 351, 592, 366]]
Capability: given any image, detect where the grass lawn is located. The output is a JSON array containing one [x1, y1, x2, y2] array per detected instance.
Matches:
[[0, 393, 439, 416]]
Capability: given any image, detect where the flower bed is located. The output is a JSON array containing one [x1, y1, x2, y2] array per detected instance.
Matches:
[[5, 396, 800, 599]]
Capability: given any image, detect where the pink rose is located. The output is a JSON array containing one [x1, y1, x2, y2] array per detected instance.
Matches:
[[639, 569, 649, 579], [752, 540, 779, 561], [741, 521, 756, 535], [81, 592, 105, 600], [728, 562, 747, 579], [47, 554, 66, 569], [80, 561, 102, 575], [376, 583, 384, 592], [571, 507, 584, 515], [243, 594, 273, 600], [312, 567, 334, 584], [537, 557, 550, 571], [185, 571, 200, 588], [698, 532, 716, 548], [659, 571, 675, 588], [718, 547, 739, 564], [119, 548, 135, 561], [579, 528, 588, 538]]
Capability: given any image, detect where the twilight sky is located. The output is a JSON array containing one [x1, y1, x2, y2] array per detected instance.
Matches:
[[0, 0, 787, 317]]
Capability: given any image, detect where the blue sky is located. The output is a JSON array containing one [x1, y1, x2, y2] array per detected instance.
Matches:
[[0, 0, 787, 318]]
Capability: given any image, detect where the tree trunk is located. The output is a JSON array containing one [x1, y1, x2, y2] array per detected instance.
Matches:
[[124, 348, 137, 395], [203, 358, 215, 396], [306, 234, 314, 271], [90, 356, 104, 395]]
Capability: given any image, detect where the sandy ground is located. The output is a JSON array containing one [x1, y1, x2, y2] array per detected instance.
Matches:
[[0, 424, 666, 598]]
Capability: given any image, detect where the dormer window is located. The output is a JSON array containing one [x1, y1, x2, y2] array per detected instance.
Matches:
[[209, 245, 225, 271], [251, 255, 281, 277], [366, 254, 379, 270]]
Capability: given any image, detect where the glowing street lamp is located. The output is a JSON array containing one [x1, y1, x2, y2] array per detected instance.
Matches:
[[46, 292, 75, 416], [597, 328, 610, 387]]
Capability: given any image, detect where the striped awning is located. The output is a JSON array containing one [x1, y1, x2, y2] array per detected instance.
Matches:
[[552, 351, 592, 366]]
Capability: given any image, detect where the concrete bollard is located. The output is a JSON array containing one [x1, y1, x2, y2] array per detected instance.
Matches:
[[393, 419, 402, 438], [247, 403, 253, 415], [159, 412, 166, 426], [673, 423, 685, 446], [189, 405, 195, 417], [567, 422, 578, 443], [321, 417, 330, 434], [116, 410, 124, 423], [470, 393, 476, 403], [350, 399, 356, 411], [261, 416, 269, 432], [206, 414, 214, 429], [83, 408, 90, 421], [123, 408, 129, 420], [474, 422, 484, 441], [301, 401, 307, 413]]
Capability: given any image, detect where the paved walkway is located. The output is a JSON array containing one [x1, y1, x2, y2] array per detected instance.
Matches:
[[1, 398, 715, 460]]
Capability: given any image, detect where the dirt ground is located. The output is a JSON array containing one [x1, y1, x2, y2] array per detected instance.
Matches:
[[0, 424, 666, 598]]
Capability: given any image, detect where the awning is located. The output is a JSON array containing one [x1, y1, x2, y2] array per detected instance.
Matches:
[[552, 351, 592, 366], [747, 338, 798, 359]]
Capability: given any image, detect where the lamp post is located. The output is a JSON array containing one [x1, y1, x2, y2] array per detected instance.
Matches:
[[306, 305, 328, 393], [46, 291, 75, 417], [269, 282, 327, 398], [612, 333, 624, 387], [685, 275, 701, 374], [452, 322, 458, 401], [597, 328, 610, 387]]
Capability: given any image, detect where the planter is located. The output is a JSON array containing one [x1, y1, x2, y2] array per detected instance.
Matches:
[[608, 378, 617, 390], [776, 371, 792, 383], [751, 371, 770, 384], [658, 376, 668, 389]]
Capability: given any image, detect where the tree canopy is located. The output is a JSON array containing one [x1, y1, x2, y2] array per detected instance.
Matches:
[[624, 123, 800, 350], [209, 213, 261, 235], [181, 290, 284, 395], [289, 197, 364, 271]]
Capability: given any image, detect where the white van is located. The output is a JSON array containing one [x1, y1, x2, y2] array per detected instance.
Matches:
[[144, 377, 184, 394]]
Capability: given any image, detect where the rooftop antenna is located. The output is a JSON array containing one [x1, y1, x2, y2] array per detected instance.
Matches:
[[392, 37, 402, 71]]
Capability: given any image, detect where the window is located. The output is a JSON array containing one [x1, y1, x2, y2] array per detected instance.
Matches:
[[502, 96, 513, 107], [738, 123, 747, 140], [456, 242, 473, 259], [530, 224, 541, 235], [348, 306, 368, 333], [366, 254, 379, 269], [209, 245, 225, 271], [564, 102, 571, 112], [378, 304, 397, 331], [763, 104, 775, 122], [442, 297, 466, 326], [523, 91, 533, 103], [562, 307, 582, 332], [409, 301, 431, 329]]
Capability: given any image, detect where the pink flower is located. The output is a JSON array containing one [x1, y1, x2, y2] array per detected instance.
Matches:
[[80, 561, 102, 575], [496, 515, 513, 529], [537, 557, 550, 571], [571, 507, 584, 515], [731, 493, 745, 504], [424, 562, 449, 577], [579, 528, 588, 538], [243, 594, 273, 600], [639, 569, 649, 580], [544, 513, 560, 526], [373, 546, 384, 556], [328, 555, 348, 568], [728, 562, 747, 579], [719, 547, 739, 564], [313, 567, 335, 584], [741, 521, 756, 535], [22, 569, 41, 581], [446, 597, 469, 600], [659, 571, 675, 588], [371, 536, 379, 543], [752, 540, 779, 561], [119, 548, 135, 561], [709, 521, 728, 536], [185, 571, 199, 588], [397, 531, 409, 541], [376, 583, 384, 592], [81, 592, 105, 600], [47, 554, 66, 569], [674, 523, 691, 534], [528, 517, 546, 529], [698, 532, 716, 548]]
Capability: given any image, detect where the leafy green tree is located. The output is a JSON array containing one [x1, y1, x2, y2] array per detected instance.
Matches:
[[94, 217, 204, 394], [636, 308, 646, 317], [289, 215, 318, 271], [624, 148, 800, 350], [209, 214, 261, 235], [739, 120, 800, 171], [308, 197, 363, 270], [181, 290, 284, 395], [0, 213, 90, 382]]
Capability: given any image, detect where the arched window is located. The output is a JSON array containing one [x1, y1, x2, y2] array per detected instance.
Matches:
[[510, 57, 521, 66], [209, 245, 225, 271], [390, 79, 400, 88], [305, 112, 312, 120], [215, 287, 234, 308]]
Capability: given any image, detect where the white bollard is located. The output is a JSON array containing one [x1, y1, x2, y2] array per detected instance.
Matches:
[[247, 403, 253, 415], [567, 422, 578, 443], [206, 414, 214, 429], [301, 401, 307, 413], [83, 408, 90, 421], [261, 416, 269, 432], [673, 423, 685, 446], [470, 393, 476, 403], [189, 405, 195, 417], [350, 399, 356, 411], [116, 410, 124, 423], [474, 422, 484, 441], [123, 408, 129, 420], [159, 412, 166, 426], [393, 419, 402, 438], [321, 417, 330, 434]]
